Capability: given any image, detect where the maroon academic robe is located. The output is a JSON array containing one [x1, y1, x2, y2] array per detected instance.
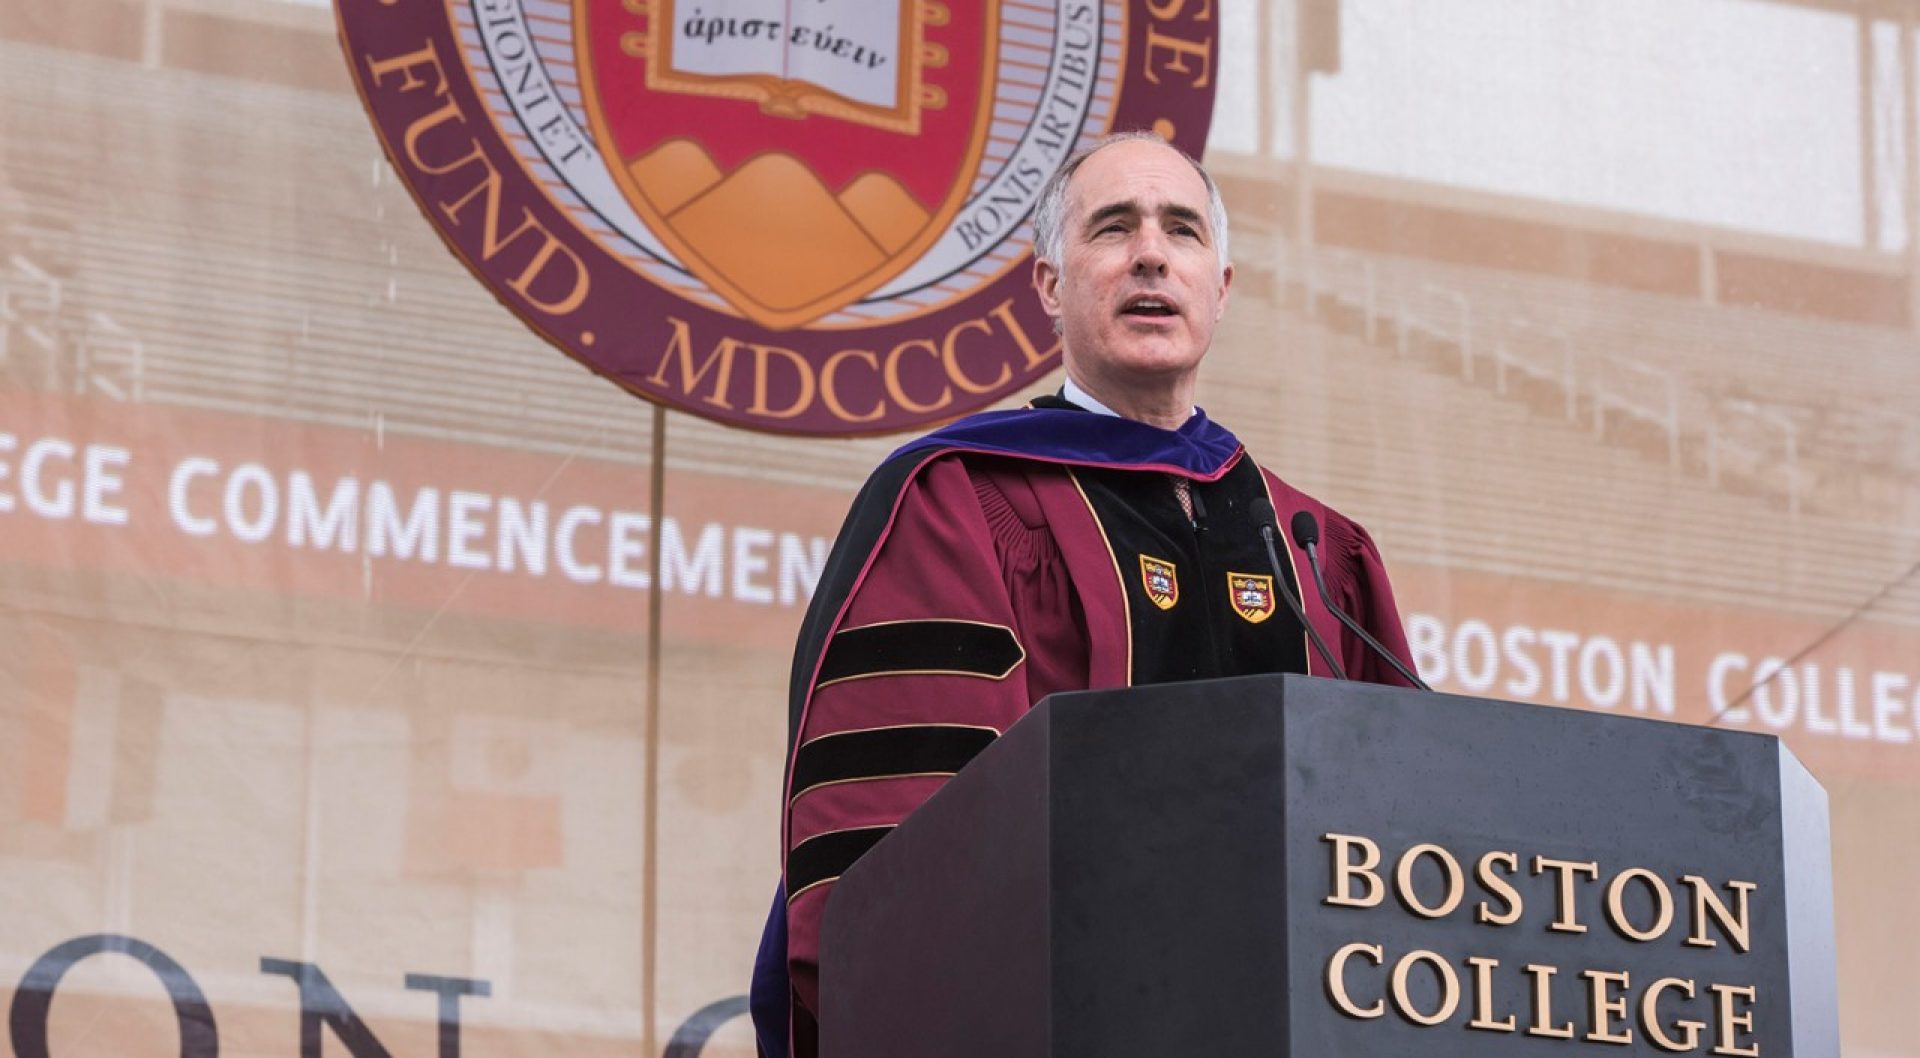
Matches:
[[778, 439, 1416, 1034]]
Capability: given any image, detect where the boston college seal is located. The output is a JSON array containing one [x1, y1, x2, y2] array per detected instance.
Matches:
[[336, 0, 1220, 435], [1140, 553, 1178, 610], [1227, 571, 1275, 624]]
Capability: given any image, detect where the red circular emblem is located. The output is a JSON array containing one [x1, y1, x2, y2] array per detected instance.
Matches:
[[335, 0, 1219, 435]]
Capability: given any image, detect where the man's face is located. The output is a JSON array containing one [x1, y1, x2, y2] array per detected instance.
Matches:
[[1034, 139, 1233, 397]]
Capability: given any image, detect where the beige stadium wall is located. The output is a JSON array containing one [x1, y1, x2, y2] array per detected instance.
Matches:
[[1, 1, 1917, 1056]]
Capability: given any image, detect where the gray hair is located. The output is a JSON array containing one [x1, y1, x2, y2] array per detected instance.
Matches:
[[1029, 130, 1230, 275]]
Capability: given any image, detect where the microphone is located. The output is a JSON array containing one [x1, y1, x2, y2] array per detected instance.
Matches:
[[1289, 511, 1432, 691], [1249, 497, 1347, 680]]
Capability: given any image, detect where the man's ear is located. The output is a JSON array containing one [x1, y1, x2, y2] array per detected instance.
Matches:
[[1214, 262, 1234, 321], [1033, 256, 1063, 319]]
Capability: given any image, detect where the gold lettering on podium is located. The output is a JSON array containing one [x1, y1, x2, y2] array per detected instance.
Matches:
[[1312, 832, 1768, 1051]]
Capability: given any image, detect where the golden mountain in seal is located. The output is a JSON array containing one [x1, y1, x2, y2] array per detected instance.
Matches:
[[630, 139, 930, 319]]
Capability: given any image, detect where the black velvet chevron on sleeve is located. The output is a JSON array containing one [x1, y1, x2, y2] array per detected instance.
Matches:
[[817, 620, 1024, 685], [790, 724, 1000, 799], [787, 826, 894, 899]]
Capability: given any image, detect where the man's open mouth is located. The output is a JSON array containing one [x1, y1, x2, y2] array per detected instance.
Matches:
[[1121, 295, 1179, 317]]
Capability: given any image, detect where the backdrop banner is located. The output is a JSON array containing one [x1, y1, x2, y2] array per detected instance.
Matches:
[[2, 1, 1916, 1056]]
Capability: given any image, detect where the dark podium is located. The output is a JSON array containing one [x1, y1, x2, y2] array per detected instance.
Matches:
[[820, 674, 1836, 1057]]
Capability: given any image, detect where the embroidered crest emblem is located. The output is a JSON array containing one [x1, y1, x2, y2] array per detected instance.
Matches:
[[1227, 572, 1275, 624], [1139, 554, 1179, 610]]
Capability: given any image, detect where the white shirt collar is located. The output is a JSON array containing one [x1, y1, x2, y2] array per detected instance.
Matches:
[[1061, 375, 1193, 425]]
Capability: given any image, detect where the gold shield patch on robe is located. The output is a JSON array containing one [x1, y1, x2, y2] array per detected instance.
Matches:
[[1139, 555, 1179, 610], [1227, 572, 1275, 624]]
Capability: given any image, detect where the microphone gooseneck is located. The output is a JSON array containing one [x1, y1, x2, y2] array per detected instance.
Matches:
[[1289, 511, 1433, 691], [1249, 498, 1347, 681]]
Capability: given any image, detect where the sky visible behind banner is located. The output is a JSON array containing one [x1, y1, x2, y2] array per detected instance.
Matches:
[[1, 0, 1917, 1055], [1215, 0, 1886, 245]]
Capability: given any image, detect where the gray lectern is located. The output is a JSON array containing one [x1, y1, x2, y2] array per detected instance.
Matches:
[[820, 674, 1836, 1057]]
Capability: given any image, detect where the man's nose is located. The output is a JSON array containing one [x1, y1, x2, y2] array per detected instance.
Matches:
[[1130, 232, 1169, 276]]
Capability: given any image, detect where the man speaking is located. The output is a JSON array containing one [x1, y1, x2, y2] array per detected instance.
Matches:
[[753, 131, 1420, 1056]]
